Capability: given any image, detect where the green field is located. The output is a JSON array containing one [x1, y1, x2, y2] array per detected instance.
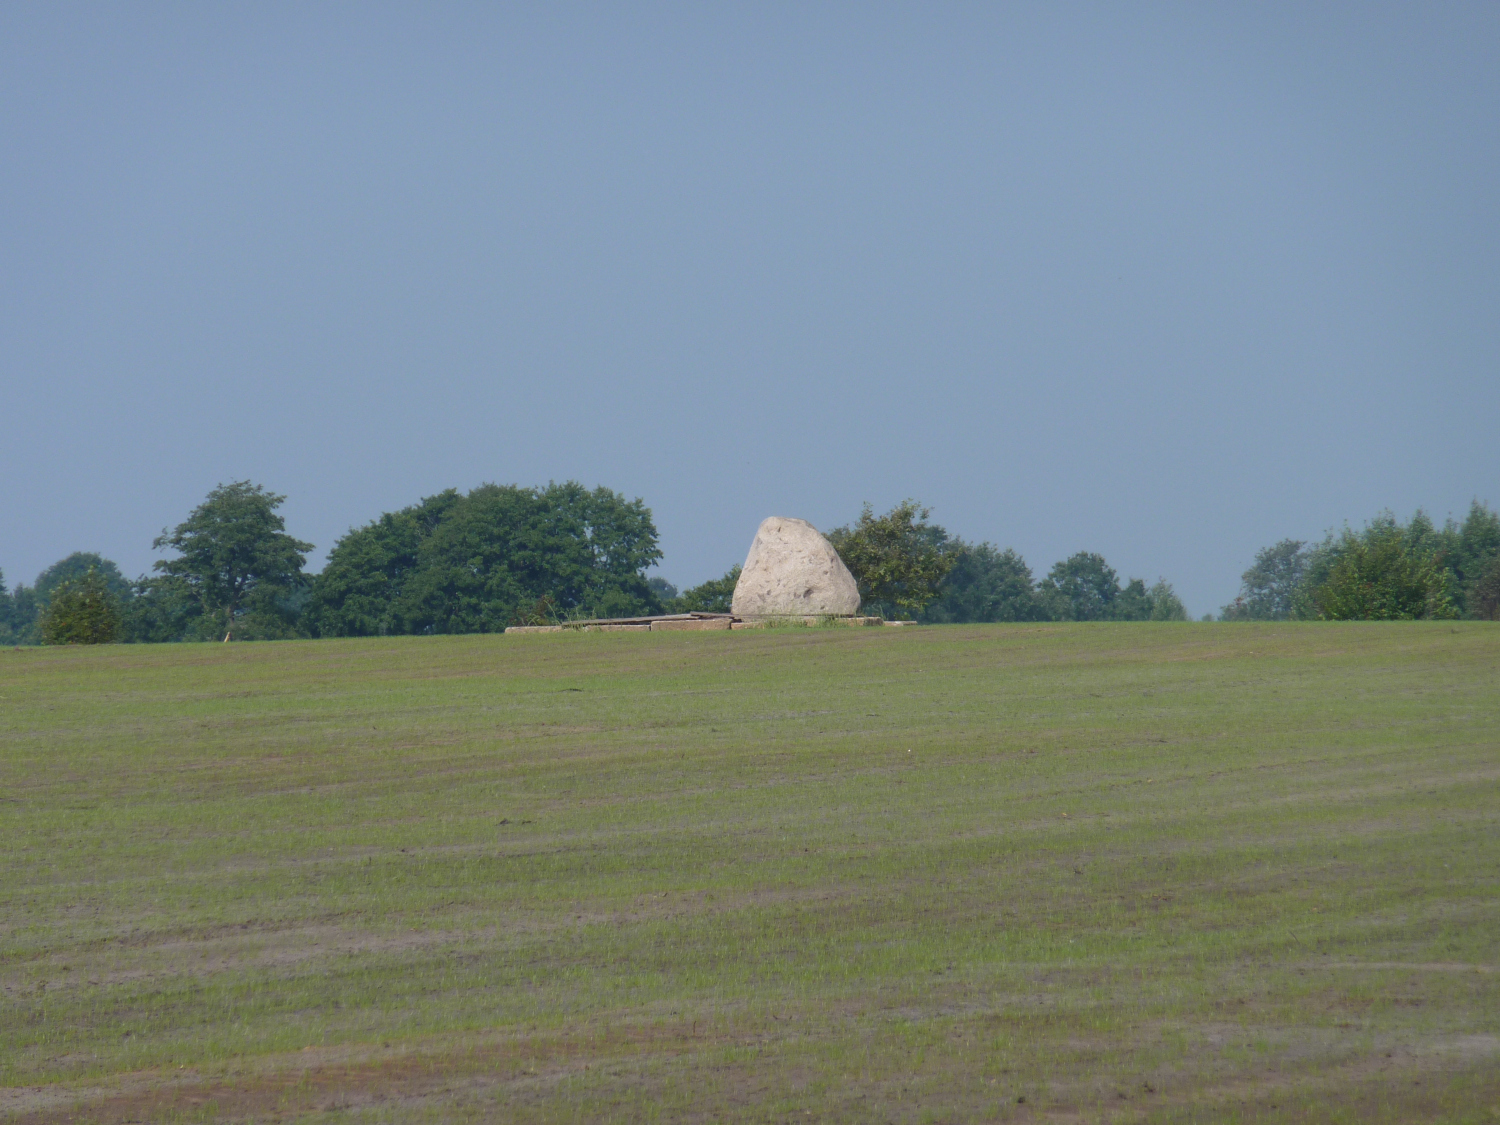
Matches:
[[2, 624, 1497, 1123]]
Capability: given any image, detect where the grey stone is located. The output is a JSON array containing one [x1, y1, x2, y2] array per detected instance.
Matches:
[[730, 517, 861, 618]]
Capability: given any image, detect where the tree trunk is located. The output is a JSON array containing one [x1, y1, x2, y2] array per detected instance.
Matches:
[[224, 601, 234, 642]]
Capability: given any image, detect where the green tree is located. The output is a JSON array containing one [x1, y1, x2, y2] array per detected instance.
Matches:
[[306, 482, 663, 636], [1310, 516, 1455, 620], [6, 583, 40, 644], [827, 501, 955, 619], [1037, 552, 1119, 621], [39, 568, 122, 644], [119, 574, 204, 643], [1221, 539, 1308, 620], [1144, 580, 1188, 621], [153, 482, 313, 641], [1445, 500, 1500, 617], [1472, 555, 1500, 621], [670, 566, 741, 614], [35, 553, 131, 605], [646, 577, 679, 605], [0, 569, 13, 644], [920, 543, 1046, 623]]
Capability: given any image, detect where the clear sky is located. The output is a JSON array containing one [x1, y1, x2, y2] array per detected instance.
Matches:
[[3, 3, 1496, 616]]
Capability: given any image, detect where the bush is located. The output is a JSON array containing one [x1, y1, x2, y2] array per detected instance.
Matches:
[[669, 567, 740, 614], [39, 569, 121, 644], [1472, 555, 1500, 621], [1311, 519, 1455, 620], [827, 501, 954, 619]]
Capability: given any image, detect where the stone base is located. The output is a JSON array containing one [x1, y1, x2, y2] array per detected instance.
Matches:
[[505, 613, 913, 634]]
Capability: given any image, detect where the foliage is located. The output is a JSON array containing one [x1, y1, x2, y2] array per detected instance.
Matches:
[[35, 553, 132, 605], [1309, 515, 1456, 620], [1441, 499, 1500, 617], [153, 482, 314, 641], [0, 554, 132, 645], [919, 543, 1047, 623], [306, 482, 663, 636], [1036, 553, 1186, 621], [0, 569, 13, 645], [118, 575, 204, 643], [646, 577, 678, 605], [38, 568, 122, 644], [1036, 552, 1119, 621], [668, 566, 741, 614], [1220, 539, 1308, 620], [827, 501, 955, 619], [1473, 555, 1500, 621], [1143, 579, 1189, 621]]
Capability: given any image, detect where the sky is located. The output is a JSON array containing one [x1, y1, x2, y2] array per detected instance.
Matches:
[[2, 3, 1497, 617]]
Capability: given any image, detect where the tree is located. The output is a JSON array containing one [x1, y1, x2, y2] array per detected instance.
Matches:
[[306, 482, 663, 636], [1221, 540, 1308, 620], [827, 501, 955, 619], [120, 574, 204, 643], [920, 543, 1046, 623], [646, 577, 679, 605], [3, 582, 40, 645], [1037, 553, 1119, 621], [35, 553, 131, 605], [38, 569, 121, 644], [303, 490, 461, 636], [1144, 580, 1188, 621], [1445, 500, 1500, 617], [670, 566, 740, 614], [1310, 516, 1454, 620], [154, 482, 313, 641], [1473, 555, 1500, 621], [0, 569, 12, 644]]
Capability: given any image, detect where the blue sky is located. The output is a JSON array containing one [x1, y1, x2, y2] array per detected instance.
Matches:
[[3, 3, 1496, 615]]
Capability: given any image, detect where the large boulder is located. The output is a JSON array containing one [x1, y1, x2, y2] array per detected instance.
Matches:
[[730, 517, 861, 617]]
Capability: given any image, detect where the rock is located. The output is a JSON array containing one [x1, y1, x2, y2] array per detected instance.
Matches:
[[730, 517, 861, 618]]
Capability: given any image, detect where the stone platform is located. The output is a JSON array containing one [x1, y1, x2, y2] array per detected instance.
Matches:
[[505, 613, 908, 634]]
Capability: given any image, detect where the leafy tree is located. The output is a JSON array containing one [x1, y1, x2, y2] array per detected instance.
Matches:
[[827, 501, 955, 619], [303, 490, 461, 636], [920, 543, 1046, 623], [153, 482, 313, 641], [35, 553, 131, 605], [39, 569, 122, 644], [306, 482, 663, 636], [1472, 554, 1500, 621], [1444, 500, 1500, 617], [1221, 539, 1308, 620], [1309, 516, 1455, 620], [1034, 553, 1185, 622], [1037, 552, 1119, 621], [1144, 580, 1188, 621], [119, 574, 204, 643], [646, 577, 679, 605], [6, 584, 40, 644], [0, 569, 13, 644], [669, 566, 741, 614]]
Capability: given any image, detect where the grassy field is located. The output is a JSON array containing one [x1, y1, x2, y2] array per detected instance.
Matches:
[[1, 623, 1497, 1123]]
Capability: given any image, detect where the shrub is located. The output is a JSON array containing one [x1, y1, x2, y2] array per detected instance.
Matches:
[[39, 569, 122, 644]]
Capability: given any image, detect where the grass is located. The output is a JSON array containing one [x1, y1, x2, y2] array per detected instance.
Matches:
[[0, 622, 1497, 1123]]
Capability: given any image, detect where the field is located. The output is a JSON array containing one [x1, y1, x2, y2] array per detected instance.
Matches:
[[1, 623, 1497, 1123]]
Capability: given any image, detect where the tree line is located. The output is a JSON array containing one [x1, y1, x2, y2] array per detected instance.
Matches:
[[3, 482, 1495, 645], [1219, 501, 1500, 621]]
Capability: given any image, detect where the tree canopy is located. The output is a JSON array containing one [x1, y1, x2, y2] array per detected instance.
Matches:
[[666, 567, 741, 614], [39, 568, 122, 644], [1223, 502, 1498, 621], [153, 482, 313, 641], [827, 501, 954, 619], [305, 482, 664, 636]]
